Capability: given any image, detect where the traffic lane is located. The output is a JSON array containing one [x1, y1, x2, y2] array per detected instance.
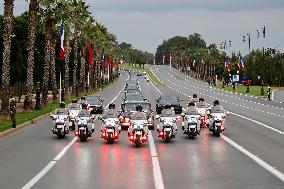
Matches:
[[161, 66, 284, 109], [161, 77, 284, 133], [0, 118, 73, 189], [0, 74, 128, 189], [274, 90, 284, 103], [155, 68, 284, 132], [225, 113, 284, 174], [145, 82, 284, 188], [155, 128, 284, 189], [32, 89, 155, 189]]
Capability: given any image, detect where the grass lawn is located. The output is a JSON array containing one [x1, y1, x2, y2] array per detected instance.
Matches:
[[0, 84, 111, 133], [215, 83, 284, 96], [120, 64, 161, 85]]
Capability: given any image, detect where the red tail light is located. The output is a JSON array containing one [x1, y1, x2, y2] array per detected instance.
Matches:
[[143, 135, 147, 140], [158, 131, 164, 137]]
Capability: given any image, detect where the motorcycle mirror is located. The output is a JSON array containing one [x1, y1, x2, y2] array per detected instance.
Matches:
[[155, 115, 160, 119], [98, 115, 102, 120], [226, 111, 230, 116], [181, 113, 185, 117], [49, 114, 54, 118], [206, 110, 211, 115]]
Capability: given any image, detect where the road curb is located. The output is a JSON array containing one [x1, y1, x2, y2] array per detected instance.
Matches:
[[0, 112, 52, 139]]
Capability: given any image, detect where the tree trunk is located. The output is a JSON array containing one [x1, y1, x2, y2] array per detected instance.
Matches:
[[50, 40, 57, 103], [0, 0, 14, 118], [24, 0, 37, 111], [80, 46, 86, 94], [72, 39, 78, 96], [64, 37, 70, 98], [42, 20, 52, 106]]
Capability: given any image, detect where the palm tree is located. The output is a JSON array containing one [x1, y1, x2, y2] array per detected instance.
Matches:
[[50, 40, 57, 102], [23, 0, 38, 111], [1, 0, 14, 118]]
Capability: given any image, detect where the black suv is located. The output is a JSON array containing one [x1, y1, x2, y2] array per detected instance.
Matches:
[[85, 96, 104, 114], [156, 95, 183, 114]]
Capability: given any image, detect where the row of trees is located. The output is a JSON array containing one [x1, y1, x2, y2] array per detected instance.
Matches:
[[155, 33, 284, 86], [0, 0, 152, 118]]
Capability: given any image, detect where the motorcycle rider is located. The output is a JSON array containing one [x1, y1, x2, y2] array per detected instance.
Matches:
[[128, 104, 148, 136], [54, 102, 69, 115], [51, 102, 70, 131], [77, 103, 95, 133], [188, 94, 198, 106], [182, 102, 200, 131], [101, 103, 121, 133], [78, 96, 86, 108], [207, 100, 226, 129], [157, 107, 177, 134]]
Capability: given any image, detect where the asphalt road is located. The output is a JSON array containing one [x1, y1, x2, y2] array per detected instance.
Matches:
[[273, 90, 284, 103], [0, 67, 283, 189]]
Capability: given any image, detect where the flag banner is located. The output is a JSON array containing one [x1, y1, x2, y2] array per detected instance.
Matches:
[[240, 57, 245, 68], [224, 60, 227, 71], [88, 43, 93, 67], [227, 61, 231, 72], [108, 54, 111, 66], [237, 56, 241, 70], [59, 21, 65, 60]]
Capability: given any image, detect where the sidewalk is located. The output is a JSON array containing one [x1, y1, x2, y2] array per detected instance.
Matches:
[[0, 91, 54, 112]]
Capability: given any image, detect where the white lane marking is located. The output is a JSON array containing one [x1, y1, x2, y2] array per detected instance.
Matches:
[[53, 137, 77, 161], [230, 112, 284, 135], [21, 85, 125, 189], [22, 161, 57, 189], [221, 134, 284, 183], [150, 78, 163, 95], [149, 132, 165, 189], [165, 81, 284, 134]]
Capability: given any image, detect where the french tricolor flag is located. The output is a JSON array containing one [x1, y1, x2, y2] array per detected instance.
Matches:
[[59, 21, 64, 60]]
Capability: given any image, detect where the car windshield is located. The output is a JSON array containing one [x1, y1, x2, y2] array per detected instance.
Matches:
[[160, 96, 179, 104], [69, 103, 80, 110], [161, 109, 175, 117], [102, 110, 119, 118], [124, 103, 150, 112], [196, 103, 207, 108], [131, 112, 147, 120], [85, 96, 101, 105]]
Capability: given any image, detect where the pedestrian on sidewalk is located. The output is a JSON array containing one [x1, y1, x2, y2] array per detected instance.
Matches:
[[10, 97, 17, 128], [267, 86, 271, 100]]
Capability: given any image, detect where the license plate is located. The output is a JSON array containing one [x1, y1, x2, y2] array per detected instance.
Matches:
[[107, 129, 114, 133], [136, 131, 141, 135], [57, 125, 64, 129], [79, 127, 85, 130], [190, 125, 196, 129], [164, 128, 171, 131]]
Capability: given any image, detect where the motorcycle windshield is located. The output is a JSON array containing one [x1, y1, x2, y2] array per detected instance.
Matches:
[[104, 118, 118, 127], [186, 115, 199, 123], [211, 113, 224, 121], [132, 120, 147, 129], [161, 117, 175, 125], [69, 110, 79, 117]]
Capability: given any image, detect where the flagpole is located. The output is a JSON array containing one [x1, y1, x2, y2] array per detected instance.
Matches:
[[162, 53, 165, 65], [59, 71, 62, 103]]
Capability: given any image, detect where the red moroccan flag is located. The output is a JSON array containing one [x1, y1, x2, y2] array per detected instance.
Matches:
[[88, 43, 93, 67]]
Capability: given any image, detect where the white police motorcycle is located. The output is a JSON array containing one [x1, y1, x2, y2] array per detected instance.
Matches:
[[181, 111, 201, 139], [50, 114, 69, 138]]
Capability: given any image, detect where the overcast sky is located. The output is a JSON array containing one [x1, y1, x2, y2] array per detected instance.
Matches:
[[1, 0, 284, 55]]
